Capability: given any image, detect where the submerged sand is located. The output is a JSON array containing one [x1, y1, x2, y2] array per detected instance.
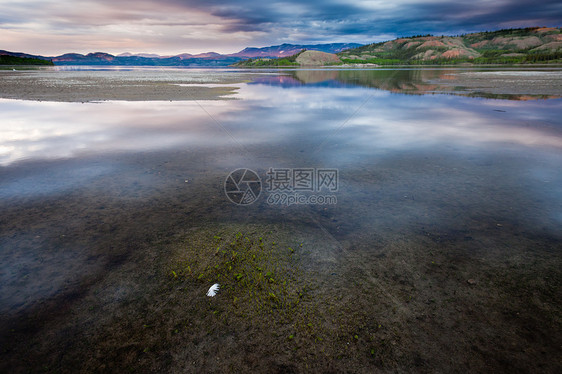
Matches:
[[1, 149, 560, 373]]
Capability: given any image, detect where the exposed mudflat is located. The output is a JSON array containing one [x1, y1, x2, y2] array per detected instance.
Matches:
[[430, 69, 562, 97], [0, 68, 257, 102]]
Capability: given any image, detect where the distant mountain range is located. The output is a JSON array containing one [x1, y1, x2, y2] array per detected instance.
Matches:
[[0, 43, 362, 66]]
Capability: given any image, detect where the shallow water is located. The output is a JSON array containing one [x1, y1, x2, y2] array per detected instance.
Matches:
[[1, 68, 561, 372]]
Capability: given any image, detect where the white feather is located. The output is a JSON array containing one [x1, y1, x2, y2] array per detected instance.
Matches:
[[206, 283, 220, 297]]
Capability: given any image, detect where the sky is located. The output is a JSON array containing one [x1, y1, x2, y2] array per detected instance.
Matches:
[[1, 0, 560, 56]]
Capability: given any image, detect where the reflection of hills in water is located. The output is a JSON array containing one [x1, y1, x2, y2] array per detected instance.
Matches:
[[251, 69, 561, 100], [249, 72, 352, 88]]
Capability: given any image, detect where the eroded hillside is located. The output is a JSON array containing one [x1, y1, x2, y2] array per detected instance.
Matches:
[[339, 27, 562, 64]]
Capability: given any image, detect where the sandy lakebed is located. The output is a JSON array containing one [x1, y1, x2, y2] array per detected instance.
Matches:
[[0, 66, 561, 373]]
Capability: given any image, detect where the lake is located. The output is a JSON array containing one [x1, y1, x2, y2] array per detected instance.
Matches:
[[1, 67, 561, 372]]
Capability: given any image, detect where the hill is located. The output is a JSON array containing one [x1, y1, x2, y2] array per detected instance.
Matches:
[[0, 54, 54, 66], [229, 43, 361, 58], [338, 27, 562, 65], [233, 50, 342, 67], [232, 50, 304, 67], [295, 51, 341, 66]]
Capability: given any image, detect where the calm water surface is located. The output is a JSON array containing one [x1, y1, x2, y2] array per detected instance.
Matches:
[[2, 68, 562, 304], [0, 68, 561, 371]]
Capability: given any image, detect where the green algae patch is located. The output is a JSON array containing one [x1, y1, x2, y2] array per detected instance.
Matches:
[[168, 225, 308, 322]]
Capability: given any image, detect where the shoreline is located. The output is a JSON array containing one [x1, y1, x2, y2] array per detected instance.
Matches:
[[232, 62, 562, 68], [0, 66, 561, 103]]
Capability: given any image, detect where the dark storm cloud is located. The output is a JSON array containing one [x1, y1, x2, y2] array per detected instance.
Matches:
[[379, 0, 562, 34], [155, 0, 561, 37], [155, 0, 365, 33], [1, 0, 560, 55]]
